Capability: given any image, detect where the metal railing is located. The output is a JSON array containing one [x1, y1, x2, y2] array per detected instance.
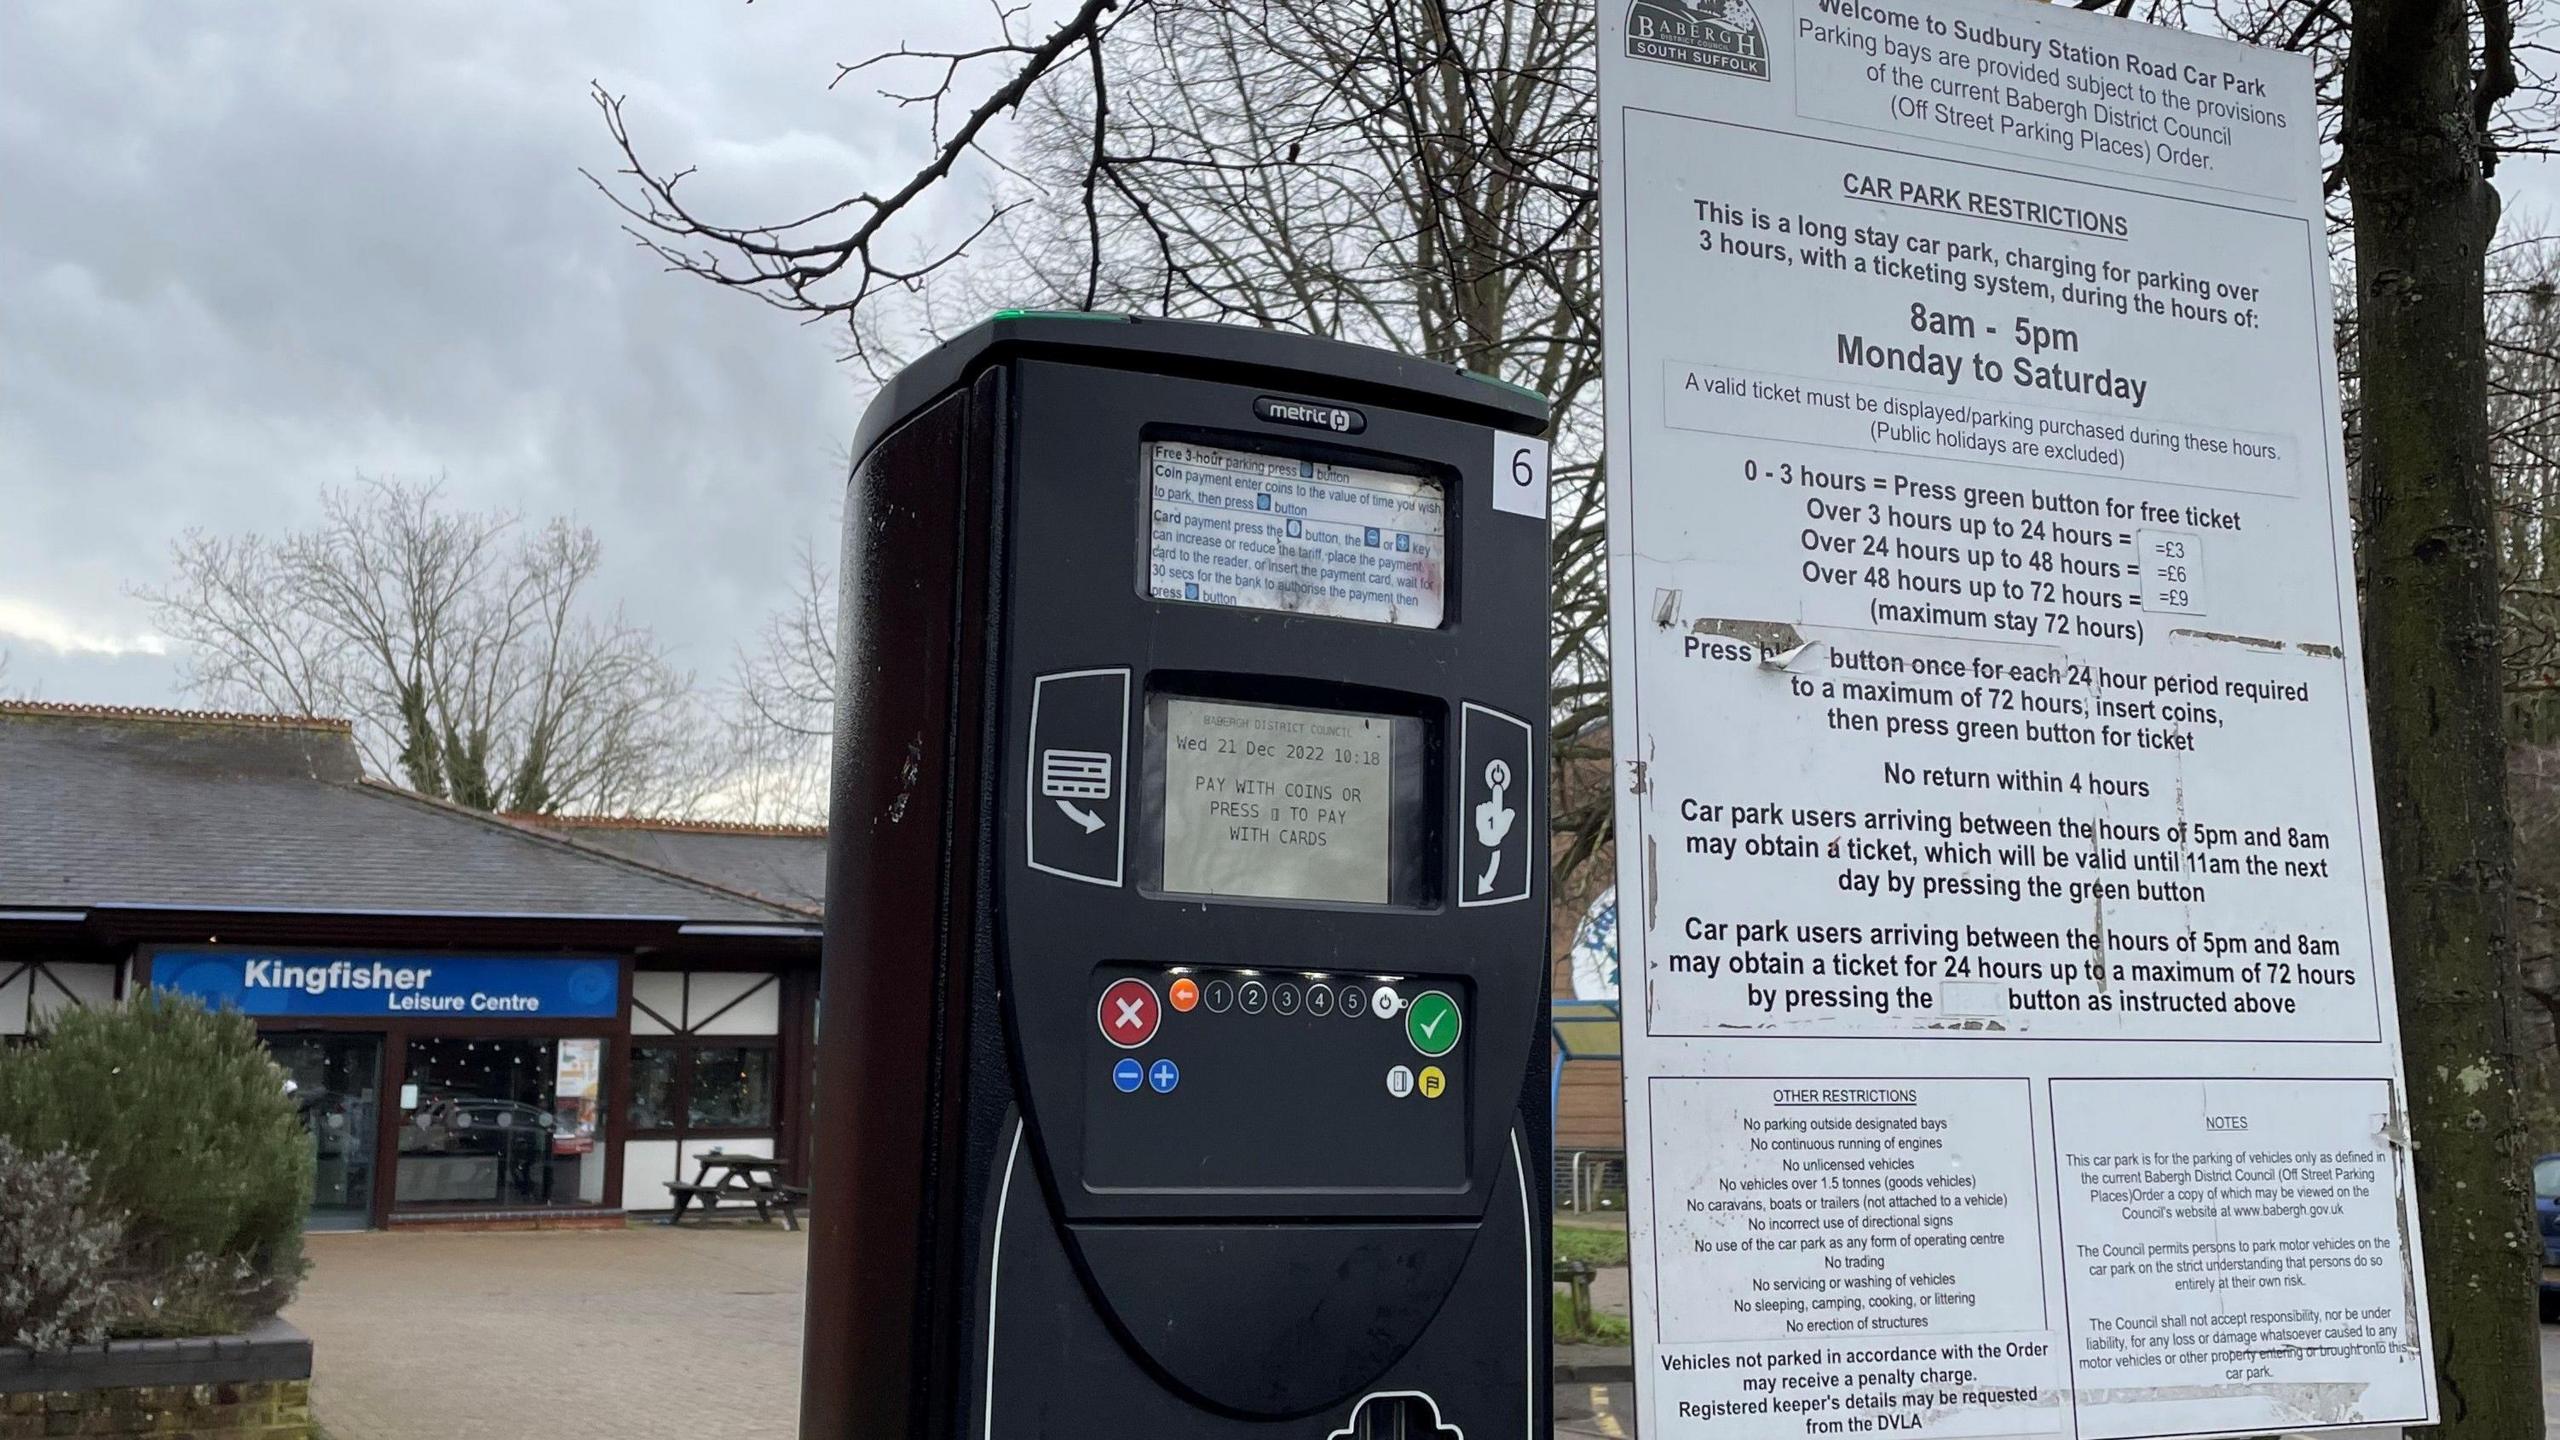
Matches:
[[1549, 1148, 1626, 1212]]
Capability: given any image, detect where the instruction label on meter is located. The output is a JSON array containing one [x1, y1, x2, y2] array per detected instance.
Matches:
[[1597, 3, 2435, 1439], [1146, 441, 1446, 629], [1159, 698, 1397, 904]]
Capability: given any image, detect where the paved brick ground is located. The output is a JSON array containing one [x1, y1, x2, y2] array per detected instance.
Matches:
[[296, 1226, 2560, 1440], [288, 1226, 807, 1440]]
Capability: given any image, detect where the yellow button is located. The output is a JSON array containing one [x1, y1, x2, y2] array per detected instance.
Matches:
[[1417, 1066, 1447, 1099]]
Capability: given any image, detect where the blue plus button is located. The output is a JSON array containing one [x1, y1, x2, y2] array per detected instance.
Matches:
[[1112, 1058, 1144, 1094], [1148, 1059, 1180, 1094]]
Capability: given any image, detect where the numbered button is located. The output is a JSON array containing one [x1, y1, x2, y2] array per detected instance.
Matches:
[[1305, 985, 1334, 1017], [1339, 985, 1368, 1018], [1203, 979, 1234, 1014], [1273, 984, 1300, 1016], [1239, 981, 1268, 1015]]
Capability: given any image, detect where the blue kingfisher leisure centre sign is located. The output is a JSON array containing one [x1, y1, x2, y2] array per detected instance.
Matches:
[[153, 950, 621, 1020]]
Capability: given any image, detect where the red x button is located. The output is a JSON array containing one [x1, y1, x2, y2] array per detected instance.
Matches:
[[1097, 978, 1161, 1050]]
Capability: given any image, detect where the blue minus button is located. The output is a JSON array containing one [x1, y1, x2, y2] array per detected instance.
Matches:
[[1113, 1058, 1145, 1094]]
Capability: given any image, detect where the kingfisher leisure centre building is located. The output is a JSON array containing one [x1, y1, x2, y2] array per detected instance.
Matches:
[[0, 701, 825, 1230]]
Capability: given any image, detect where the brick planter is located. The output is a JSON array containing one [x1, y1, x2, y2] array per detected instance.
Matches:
[[0, 1319, 312, 1437]]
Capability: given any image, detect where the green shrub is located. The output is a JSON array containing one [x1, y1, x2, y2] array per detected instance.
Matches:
[[0, 992, 311, 1335], [1550, 1290, 1633, 1346], [0, 1137, 122, 1352]]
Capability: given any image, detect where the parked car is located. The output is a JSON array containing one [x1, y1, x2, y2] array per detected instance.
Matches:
[[2536, 1153, 2560, 1322]]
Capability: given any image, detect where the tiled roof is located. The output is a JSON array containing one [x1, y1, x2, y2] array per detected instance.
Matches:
[[526, 815, 823, 839], [0, 707, 809, 924], [507, 815, 826, 915]]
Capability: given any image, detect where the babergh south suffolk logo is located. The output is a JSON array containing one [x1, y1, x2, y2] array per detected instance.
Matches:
[[1626, 0, 1771, 79]]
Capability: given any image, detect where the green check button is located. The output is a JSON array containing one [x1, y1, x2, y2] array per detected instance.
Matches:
[[1405, 990, 1461, 1058]]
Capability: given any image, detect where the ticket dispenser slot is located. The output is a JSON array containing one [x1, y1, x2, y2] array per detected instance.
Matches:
[[804, 314, 1551, 1438]]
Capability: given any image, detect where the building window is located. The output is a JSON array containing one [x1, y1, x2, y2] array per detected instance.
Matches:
[[688, 1046, 776, 1130], [625, 1039, 778, 1137], [397, 1036, 610, 1207], [629, 1044, 680, 1131]]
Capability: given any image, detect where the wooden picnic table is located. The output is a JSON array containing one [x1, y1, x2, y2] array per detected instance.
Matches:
[[665, 1152, 807, 1230]]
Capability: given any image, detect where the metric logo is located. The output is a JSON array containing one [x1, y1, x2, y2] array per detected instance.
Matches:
[[1252, 395, 1366, 435], [1418, 1066, 1447, 1099], [1097, 978, 1161, 1049], [1405, 990, 1461, 1058]]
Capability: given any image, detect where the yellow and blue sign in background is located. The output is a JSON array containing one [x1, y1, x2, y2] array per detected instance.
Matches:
[[153, 948, 620, 1019]]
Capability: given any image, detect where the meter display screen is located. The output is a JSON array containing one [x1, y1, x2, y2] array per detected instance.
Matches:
[[1143, 696, 1428, 907], [1145, 440, 1447, 629]]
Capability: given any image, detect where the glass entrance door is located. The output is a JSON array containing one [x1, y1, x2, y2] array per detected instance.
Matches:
[[268, 1033, 383, 1230]]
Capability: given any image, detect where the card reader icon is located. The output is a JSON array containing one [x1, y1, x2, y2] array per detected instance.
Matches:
[[1040, 748, 1114, 834]]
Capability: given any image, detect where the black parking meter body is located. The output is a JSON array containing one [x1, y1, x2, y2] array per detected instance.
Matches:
[[804, 314, 1552, 1439]]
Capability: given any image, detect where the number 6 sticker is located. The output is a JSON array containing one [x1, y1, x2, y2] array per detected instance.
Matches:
[[1493, 432, 1549, 521]]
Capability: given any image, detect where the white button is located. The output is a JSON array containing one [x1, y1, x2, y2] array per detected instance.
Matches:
[[1371, 985, 1401, 1017], [1385, 1065, 1415, 1098]]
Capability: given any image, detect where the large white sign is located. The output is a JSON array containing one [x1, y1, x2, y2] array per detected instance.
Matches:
[[1598, 3, 2436, 1437]]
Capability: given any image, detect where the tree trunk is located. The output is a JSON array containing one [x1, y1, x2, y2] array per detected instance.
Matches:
[[2345, 3, 2539, 1432]]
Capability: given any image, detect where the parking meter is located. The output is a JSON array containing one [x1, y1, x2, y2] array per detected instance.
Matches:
[[802, 313, 1552, 1439]]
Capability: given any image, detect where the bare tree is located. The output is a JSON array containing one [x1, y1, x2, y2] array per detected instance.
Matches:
[[597, 0, 2560, 902], [596, 0, 1613, 881], [735, 537, 838, 747], [136, 477, 713, 816]]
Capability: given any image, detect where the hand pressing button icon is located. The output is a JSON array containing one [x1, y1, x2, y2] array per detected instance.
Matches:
[[1473, 758, 1517, 897]]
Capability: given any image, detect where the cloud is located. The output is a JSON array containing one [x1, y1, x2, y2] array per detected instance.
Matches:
[[0, 0, 976, 707], [0, 597, 168, 658]]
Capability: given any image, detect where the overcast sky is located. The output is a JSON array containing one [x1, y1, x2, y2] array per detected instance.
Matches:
[[0, 0, 993, 708]]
